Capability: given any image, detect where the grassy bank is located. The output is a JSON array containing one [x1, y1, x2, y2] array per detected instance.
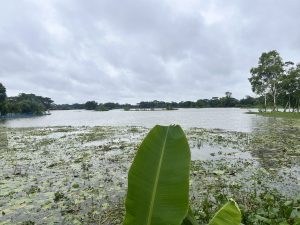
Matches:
[[247, 111, 300, 119]]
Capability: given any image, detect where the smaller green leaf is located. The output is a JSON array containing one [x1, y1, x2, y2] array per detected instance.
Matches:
[[208, 199, 241, 225]]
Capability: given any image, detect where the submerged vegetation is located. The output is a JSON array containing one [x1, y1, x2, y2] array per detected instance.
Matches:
[[0, 118, 299, 224]]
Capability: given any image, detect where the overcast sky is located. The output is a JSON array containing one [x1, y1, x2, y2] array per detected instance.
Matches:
[[0, 0, 300, 104]]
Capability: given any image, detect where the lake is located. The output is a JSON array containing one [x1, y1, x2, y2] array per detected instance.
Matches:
[[0, 108, 268, 132]]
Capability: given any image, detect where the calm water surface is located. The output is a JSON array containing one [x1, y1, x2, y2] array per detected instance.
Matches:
[[0, 108, 268, 132]]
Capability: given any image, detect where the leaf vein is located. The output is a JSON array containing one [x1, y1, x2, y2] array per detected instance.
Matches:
[[146, 126, 170, 225]]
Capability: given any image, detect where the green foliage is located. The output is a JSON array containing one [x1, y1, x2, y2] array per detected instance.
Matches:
[[54, 191, 65, 202], [0, 82, 7, 115], [207, 200, 241, 225], [103, 102, 120, 110], [165, 104, 176, 110], [241, 191, 300, 224], [123, 104, 131, 111], [249, 50, 300, 112], [123, 125, 241, 225], [0, 88, 53, 115], [279, 63, 300, 111], [96, 104, 109, 111], [190, 166, 300, 225], [138, 95, 240, 109], [53, 93, 265, 110], [84, 101, 98, 110], [249, 50, 285, 111], [0, 82, 7, 102]]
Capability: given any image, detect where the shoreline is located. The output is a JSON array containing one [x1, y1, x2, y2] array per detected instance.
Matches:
[[0, 112, 50, 120], [246, 111, 300, 119]]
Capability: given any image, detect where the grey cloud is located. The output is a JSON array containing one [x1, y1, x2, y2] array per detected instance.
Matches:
[[0, 0, 300, 104]]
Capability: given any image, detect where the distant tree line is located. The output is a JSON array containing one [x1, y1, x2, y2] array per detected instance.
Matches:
[[51, 92, 263, 111], [52, 101, 124, 111], [0, 83, 54, 116], [249, 50, 300, 112]]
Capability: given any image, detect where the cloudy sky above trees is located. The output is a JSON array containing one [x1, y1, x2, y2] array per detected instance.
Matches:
[[0, 0, 300, 104]]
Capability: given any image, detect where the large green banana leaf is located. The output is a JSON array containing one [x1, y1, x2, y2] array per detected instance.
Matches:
[[208, 200, 242, 225], [123, 125, 191, 225]]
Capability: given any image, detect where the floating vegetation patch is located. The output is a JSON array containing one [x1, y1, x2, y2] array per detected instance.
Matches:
[[0, 122, 299, 224]]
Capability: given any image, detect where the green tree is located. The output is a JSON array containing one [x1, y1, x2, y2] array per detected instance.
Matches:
[[249, 50, 285, 111], [280, 63, 295, 112], [221, 91, 238, 107], [0, 83, 7, 115], [103, 102, 119, 110], [196, 99, 209, 108], [287, 64, 300, 112], [239, 95, 257, 107], [225, 91, 232, 98], [249, 73, 268, 111], [38, 97, 54, 110], [6, 93, 51, 115], [277, 62, 300, 112], [84, 101, 98, 110], [96, 104, 108, 111]]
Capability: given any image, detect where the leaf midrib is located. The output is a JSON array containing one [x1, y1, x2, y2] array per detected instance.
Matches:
[[146, 126, 170, 225]]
